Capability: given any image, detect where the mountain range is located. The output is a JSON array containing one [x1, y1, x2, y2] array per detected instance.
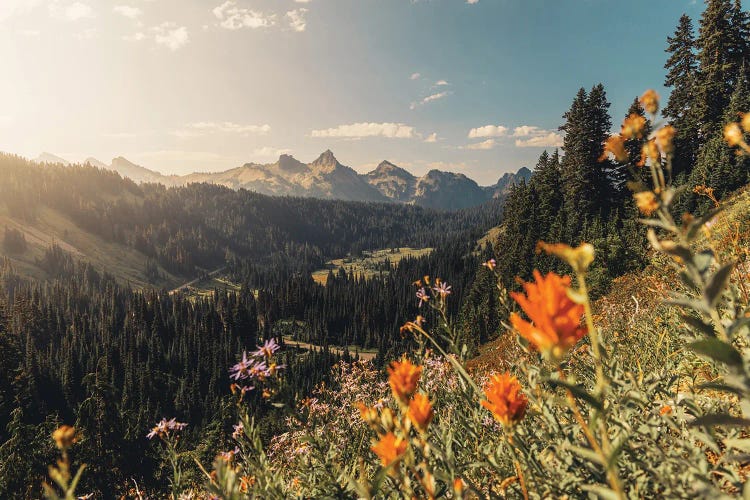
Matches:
[[34, 150, 531, 211]]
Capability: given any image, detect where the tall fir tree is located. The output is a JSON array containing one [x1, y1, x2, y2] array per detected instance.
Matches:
[[664, 13, 701, 178]]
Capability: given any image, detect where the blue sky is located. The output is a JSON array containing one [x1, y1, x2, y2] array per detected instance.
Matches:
[[0, 0, 705, 184]]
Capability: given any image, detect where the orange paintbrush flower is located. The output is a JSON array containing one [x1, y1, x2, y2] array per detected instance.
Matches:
[[388, 358, 422, 403], [407, 393, 434, 433], [725, 122, 744, 147], [638, 139, 660, 167], [371, 432, 407, 467], [640, 89, 660, 114], [621, 113, 647, 139], [52, 425, 78, 450], [655, 125, 676, 154], [481, 372, 528, 427], [509, 271, 587, 360], [634, 191, 659, 216], [599, 135, 628, 163]]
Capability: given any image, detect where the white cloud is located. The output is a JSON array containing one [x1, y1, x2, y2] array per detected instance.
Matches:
[[410, 91, 450, 110], [515, 132, 563, 148], [174, 122, 271, 137], [17, 29, 40, 36], [213, 1, 276, 30], [512, 125, 543, 137], [114, 5, 142, 19], [286, 8, 307, 32], [424, 132, 438, 143], [468, 124, 508, 138], [50, 1, 94, 21], [153, 22, 189, 51], [0, 1, 44, 22], [426, 161, 471, 171], [253, 146, 292, 158], [295, 0, 312, 3], [466, 139, 497, 150], [410, 72, 421, 80], [435, 80, 449, 86], [123, 32, 146, 42], [74, 27, 96, 40], [311, 122, 417, 139], [467, 0, 479, 3]]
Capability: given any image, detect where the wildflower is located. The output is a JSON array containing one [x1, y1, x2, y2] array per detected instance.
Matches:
[[52, 425, 77, 450], [230, 383, 254, 395], [742, 112, 750, 133], [356, 401, 379, 425], [239, 475, 255, 493], [453, 478, 466, 496], [407, 393, 434, 433], [388, 358, 422, 403], [482, 258, 497, 271], [371, 432, 407, 467], [253, 338, 280, 359], [229, 352, 253, 381], [537, 241, 595, 275], [416, 287, 430, 307], [432, 279, 452, 298], [660, 405, 673, 416], [638, 139, 660, 166], [147, 417, 187, 440], [655, 125, 676, 154], [400, 315, 426, 335], [724, 122, 744, 147], [218, 447, 240, 462], [634, 191, 659, 216], [481, 372, 528, 427], [232, 422, 244, 440], [509, 271, 587, 360], [599, 135, 628, 163], [621, 113, 647, 139], [640, 89, 660, 114], [266, 362, 285, 377]]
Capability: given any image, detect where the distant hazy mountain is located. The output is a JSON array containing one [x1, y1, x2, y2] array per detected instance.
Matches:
[[35, 152, 70, 165], [34, 150, 531, 210]]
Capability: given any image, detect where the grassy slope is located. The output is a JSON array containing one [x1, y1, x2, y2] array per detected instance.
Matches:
[[311, 247, 433, 285], [0, 203, 181, 288]]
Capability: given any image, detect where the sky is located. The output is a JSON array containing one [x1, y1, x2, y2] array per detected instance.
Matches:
[[0, 0, 706, 185]]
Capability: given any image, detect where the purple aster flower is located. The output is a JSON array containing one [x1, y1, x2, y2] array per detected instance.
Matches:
[[416, 287, 430, 307], [229, 351, 253, 380], [232, 422, 244, 440], [253, 338, 280, 359], [432, 281, 452, 298]]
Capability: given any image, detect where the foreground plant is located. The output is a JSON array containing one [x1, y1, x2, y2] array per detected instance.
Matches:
[[43, 425, 86, 500]]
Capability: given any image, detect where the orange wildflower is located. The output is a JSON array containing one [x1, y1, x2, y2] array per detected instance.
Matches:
[[388, 358, 422, 403], [52, 425, 78, 450], [480, 372, 528, 427], [537, 241, 594, 275], [724, 122, 744, 147], [509, 271, 587, 360], [453, 477, 466, 496], [640, 89, 660, 114], [660, 405, 673, 416], [742, 113, 750, 133], [356, 401, 379, 424], [407, 393, 434, 433], [621, 113, 647, 139], [371, 432, 407, 467], [634, 191, 659, 216], [599, 135, 628, 163], [638, 139, 660, 167], [655, 125, 676, 154]]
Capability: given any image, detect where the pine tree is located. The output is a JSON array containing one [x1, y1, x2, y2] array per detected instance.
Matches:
[[664, 13, 701, 177]]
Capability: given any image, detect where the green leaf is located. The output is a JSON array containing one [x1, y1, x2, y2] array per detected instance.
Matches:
[[697, 382, 745, 397], [691, 414, 750, 428], [547, 378, 603, 411], [703, 262, 734, 307], [566, 445, 604, 465], [667, 296, 711, 314], [689, 338, 743, 367], [682, 314, 717, 337], [724, 438, 750, 453]]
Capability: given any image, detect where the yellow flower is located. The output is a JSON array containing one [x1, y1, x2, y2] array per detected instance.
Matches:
[[742, 113, 750, 133], [509, 271, 587, 360], [634, 191, 659, 216], [655, 125, 676, 154], [52, 425, 78, 450], [621, 113, 647, 139], [407, 393, 434, 433], [388, 358, 422, 403], [371, 432, 407, 467], [638, 139, 660, 167], [640, 89, 660, 114], [724, 122, 744, 147], [480, 372, 528, 427], [537, 241, 595, 275], [599, 135, 628, 163]]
